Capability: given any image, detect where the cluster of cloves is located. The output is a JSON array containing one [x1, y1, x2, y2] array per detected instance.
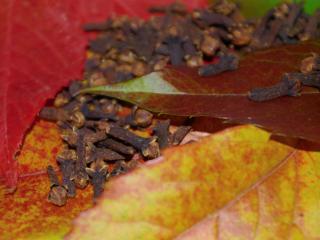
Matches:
[[41, 1, 320, 206], [83, 1, 320, 84], [249, 53, 320, 102], [41, 83, 191, 206], [83, 0, 249, 82], [250, 3, 320, 49]]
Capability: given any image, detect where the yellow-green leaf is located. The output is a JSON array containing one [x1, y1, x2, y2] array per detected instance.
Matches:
[[67, 125, 320, 240]]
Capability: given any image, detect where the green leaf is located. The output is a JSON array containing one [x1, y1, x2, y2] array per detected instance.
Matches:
[[233, 0, 320, 18]]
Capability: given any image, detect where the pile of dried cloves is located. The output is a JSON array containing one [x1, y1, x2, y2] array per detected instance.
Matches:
[[41, 88, 191, 205], [84, 1, 320, 85], [40, 1, 320, 206]]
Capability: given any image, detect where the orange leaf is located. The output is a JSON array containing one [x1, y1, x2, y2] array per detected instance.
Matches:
[[0, 120, 93, 239], [66, 125, 320, 239]]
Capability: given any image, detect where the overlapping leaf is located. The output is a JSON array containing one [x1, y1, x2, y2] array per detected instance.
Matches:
[[0, 120, 93, 240], [81, 42, 320, 144], [66, 125, 320, 240]]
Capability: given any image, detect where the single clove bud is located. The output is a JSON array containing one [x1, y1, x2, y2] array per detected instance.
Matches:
[[149, 2, 187, 15], [248, 74, 302, 102], [83, 130, 107, 143], [193, 10, 235, 28], [69, 111, 86, 129], [230, 24, 254, 46], [210, 0, 237, 16], [91, 147, 126, 162], [81, 104, 118, 121], [86, 160, 109, 201], [57, 157, 76, 198], [105, 123, 160, 159], [300, 53, 320, 74], [39, 107, 69, 122], [171, 126, 192, 145], [60, 128, 78, 147], [54, 91, 71, 108], [47, 165, 67, 206], [198, 53, 239, 77], [164, 35, 185, 66], [97, 138, 136, 155], [74, 132, 89, 189], [200, 34, 220, 57], [292, 72, 320, 89], [120, 107, 153, 128], [153, 120, 170, 149], [300, 10, 320, 41]]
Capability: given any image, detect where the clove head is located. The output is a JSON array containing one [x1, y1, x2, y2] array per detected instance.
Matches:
[[74, 172, 89, 189], [142, 138, 160, 159], [300, 53, 320, 74], [48, 186, 67, 207], [70, 111, 86, 128], [133, 108, 153, 128]]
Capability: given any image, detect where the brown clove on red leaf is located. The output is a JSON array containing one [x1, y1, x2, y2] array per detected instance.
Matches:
[[82, 42, 320, 144]]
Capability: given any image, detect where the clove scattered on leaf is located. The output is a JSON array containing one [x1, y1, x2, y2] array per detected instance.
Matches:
[[40, 1, 320, 206], [198, 53, 239, 77], [249, 53, 320, 102], [47, 165, 67, 207]]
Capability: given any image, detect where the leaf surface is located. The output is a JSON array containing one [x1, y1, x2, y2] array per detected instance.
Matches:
[[66, 125, 320, 240], [81, 42, 320, 144], [0, 120, 93, 240]]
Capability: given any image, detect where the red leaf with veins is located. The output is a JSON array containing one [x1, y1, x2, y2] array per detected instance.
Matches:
[[0, 0, 208, 189]]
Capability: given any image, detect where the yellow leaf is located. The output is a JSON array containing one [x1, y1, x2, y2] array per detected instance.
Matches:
[[66, 125, 320, 240]]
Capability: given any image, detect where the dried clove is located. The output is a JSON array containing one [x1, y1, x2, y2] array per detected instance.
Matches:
[[39, 107, 69, 122], [54, 91, 71, 108], [210, 0, 237, 16], [74, 132, 89, 189], [91, 147, 126, 162], [120, 107, 153, 128], [171, 126, 192, 145], [86, 160, 109, 201], [198, 53, 239, 76], [57, 152, 76, 198], [248, 74, 302, 102], [83, 130, 107, 143], [105, 123, 160, 159], [164, 35, 185, 66], [97, 138, 136, 155], [299, 72, 320, 89], [193, 10, 235, 28], [47, 165, 67, 206], [300, 9, 320, 41], [149, 2, 187, 15], [69, 111, 86, 129], [60, 128, 78, 147], [81, 104, 118, 121], [250, 9, 275, 49], [300, 53, 320, 74], [153, 120, 170, 149], [200, 34, 220, 56]]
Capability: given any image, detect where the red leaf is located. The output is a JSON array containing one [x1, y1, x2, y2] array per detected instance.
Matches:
[[0, 0, 207, 189], [82, 42, 320, 144]]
